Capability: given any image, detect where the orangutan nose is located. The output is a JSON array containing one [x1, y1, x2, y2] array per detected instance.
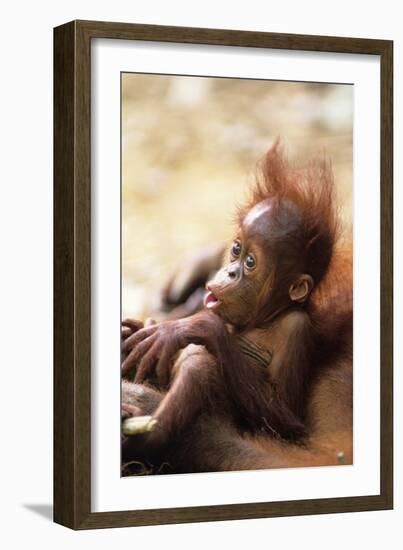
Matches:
[[227, 263, 240, 280]]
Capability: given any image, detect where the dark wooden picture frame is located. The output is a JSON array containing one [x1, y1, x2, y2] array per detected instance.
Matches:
[[54, 20, 393, 530]]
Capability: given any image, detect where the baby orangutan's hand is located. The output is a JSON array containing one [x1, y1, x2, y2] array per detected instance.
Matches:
[[121, 319, 144, 362], [121, 318, 160, 361], [121, 311, 228, 387], [121, 318, 193, 387]]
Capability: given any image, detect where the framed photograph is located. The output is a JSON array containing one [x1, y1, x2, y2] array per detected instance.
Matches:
[[54, 20, 393, 529]]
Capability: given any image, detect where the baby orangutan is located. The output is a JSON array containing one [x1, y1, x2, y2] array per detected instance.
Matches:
[[121, 142, 340, 460]]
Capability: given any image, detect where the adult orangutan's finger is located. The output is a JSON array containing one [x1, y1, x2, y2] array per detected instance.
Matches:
[[122, 319, 144, 331], [122, 334, 157, 376], [122, 324, 158, 353]]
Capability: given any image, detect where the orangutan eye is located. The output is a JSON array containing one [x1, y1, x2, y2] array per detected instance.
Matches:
[[245, 255, 256, 270], [232, 241, 241, 257]]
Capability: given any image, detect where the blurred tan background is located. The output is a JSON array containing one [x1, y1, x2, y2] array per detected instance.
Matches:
[[122, 74, 353, 319]]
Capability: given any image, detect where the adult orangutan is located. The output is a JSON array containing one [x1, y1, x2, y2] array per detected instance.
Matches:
[[121, 142, 353, 474]]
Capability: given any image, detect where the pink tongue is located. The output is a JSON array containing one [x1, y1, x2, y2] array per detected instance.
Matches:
[[204, 290, 218, 308]]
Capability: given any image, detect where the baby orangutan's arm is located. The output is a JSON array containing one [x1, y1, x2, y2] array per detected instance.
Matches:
[[121, 310, 307, 440]]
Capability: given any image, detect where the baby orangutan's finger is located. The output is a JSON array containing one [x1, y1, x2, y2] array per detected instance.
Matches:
[[122, 319, 144, 344], [122, 319, 144, 331], [134, 345, 160, 384], [122, 334, 157, 377], [121, 327, 133, 340], [122, 324, 158, 354], [155, 349, 175, 388]]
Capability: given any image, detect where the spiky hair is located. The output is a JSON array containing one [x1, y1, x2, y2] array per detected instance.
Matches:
[[238, 141, 340, 286]]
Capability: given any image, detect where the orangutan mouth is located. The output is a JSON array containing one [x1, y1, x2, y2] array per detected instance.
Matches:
[[204, 287, 221, 310]]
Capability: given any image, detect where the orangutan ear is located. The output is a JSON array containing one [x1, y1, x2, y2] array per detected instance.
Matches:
[[289, 274, 314, 303]]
